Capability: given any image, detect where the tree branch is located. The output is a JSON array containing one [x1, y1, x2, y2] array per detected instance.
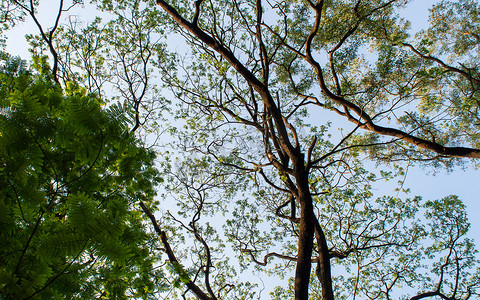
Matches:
[[139, 201, 213, 300]]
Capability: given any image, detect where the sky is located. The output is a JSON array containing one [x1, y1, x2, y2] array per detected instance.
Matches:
[[2, 0, 479, 296]]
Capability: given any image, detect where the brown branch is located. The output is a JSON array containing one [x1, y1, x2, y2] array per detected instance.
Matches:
[[401, 42, 480, 87], [255, 0, 269, 84], [313, 217, 335, 300], [156, 0, 297, 159], [13, 0, 63, 83], [241, 249, 321, 266], [192, 0, 203, 26], [410, 291, 449, 300], [139, 201, 213, 300], [301, 2, 480, 159], [186, 191, 217, 300], [309, 46, 480, 158], [275, 195, 300, 223]]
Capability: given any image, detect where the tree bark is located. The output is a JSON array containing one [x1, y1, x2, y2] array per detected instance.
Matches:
[[295, 193, 315, 300], [293, 155, 335, 300], [314, 219, 335, 300]]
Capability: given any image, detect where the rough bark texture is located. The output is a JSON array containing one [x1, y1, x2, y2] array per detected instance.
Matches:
[[294, 156, 316, 299], [294, 154, 334, 300], [314, 220, 335, 300]]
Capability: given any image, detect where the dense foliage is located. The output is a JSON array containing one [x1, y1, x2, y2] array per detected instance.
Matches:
[[0, 55, 162, 299]]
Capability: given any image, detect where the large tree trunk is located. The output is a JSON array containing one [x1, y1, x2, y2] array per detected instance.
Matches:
[[294, 156, 334, 300], [295, 193, 315, 300], [295, 195, 315, 299], [315, 221, 335, 300]]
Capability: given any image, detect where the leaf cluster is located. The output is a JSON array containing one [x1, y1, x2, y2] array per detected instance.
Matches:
[[0, 54, 163, 299]]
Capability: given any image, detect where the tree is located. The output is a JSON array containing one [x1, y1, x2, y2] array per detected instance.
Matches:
[[0, 54, 163, 299], [150, 0, 480, 298], [2, 0, 480, 299]]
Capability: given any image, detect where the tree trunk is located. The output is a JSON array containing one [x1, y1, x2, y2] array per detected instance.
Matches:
[[315, 220, 335, 300], [295, 196, 315, 299], [293, 156, 334, 300]]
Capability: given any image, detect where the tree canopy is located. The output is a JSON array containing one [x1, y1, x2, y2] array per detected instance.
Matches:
[[1, 0, 479, 299], [0, 54, 163, 299]]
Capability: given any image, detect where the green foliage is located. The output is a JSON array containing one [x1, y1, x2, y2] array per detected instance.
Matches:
[[0, 54, 163, 299]]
